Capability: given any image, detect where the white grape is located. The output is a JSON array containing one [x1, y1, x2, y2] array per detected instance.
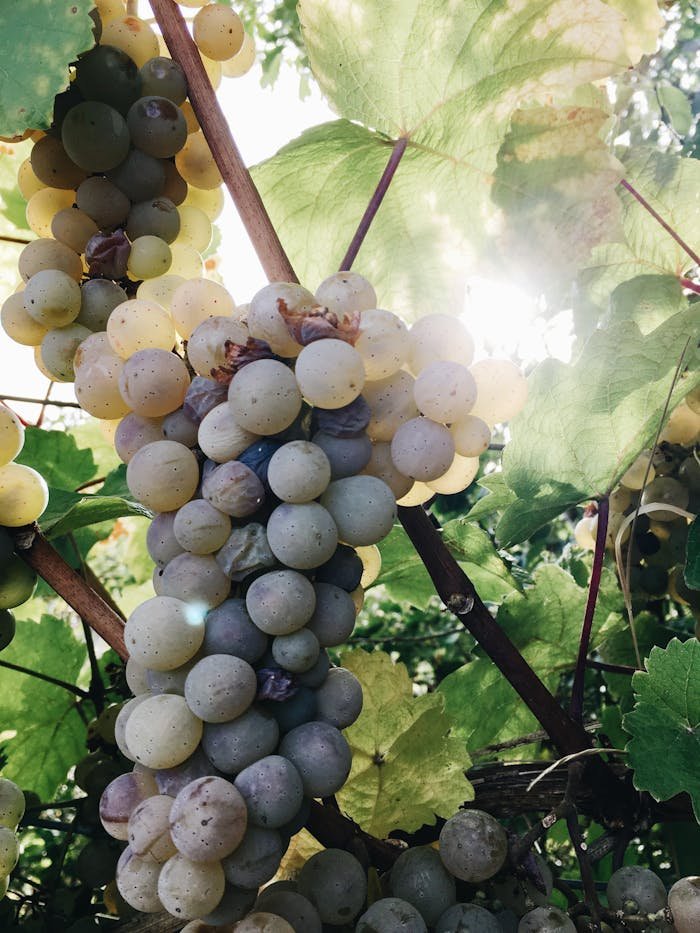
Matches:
[[315, 271, 377, 316], [0, 778, 25, 831], [620, 451, 654, 490], [115, 414, 166, 463], [193, 4, 244, 60], [102, 16, 159, 67], [128, 794, 177, 864], [158, 851, 226, 919], [356, 545, 382, 587], [228, 359, 302, 434], [119, 348, 190, 418], [450, 414, 491, 457], [74, 351, 131, 419], [125, 694, 203, 770], [407, 314, 474, 373], [355, 309, 410, 380], [127, 235, 172, 279], [1, 290, 49, 346], [157, 552, 231, 609], [574, 515, 597, 551], [126, 440, 200, 512], [245, 570, 316, 635], [234, 914, 295, 933], [426, 454, 479, 495], [363, 370, 419, 441], [137, 274, 186, 311], [169, 776, 248, 863], [170, 278, 235, 339], [266, 441, 332, 503], [0, 462, 49, 526], [107, 299, 177, 358], [361, 441, 414, 499], [414, 361, 477, 423], [247, 283, 314, 356], [173, 500, 231, 554], [184, 654, 257, 723], [321, 476, 396, 546], [23, 269, 81, 327], [198, 403, 259, 463], [295, 339, 365, 409], [73, 332, 113, 373], [100, 770, 159, 840], [266, 502, 339, 569], [469, 359, 527, 425], [0, 827, 19, 876], [187, 315, 248, 377], [175, 131, 222, 191], [221, 31, 256, 77], [169, 242, 205, 279], [124, 596, 205, 671], [40, 323, 92, 382], [0, 405, 25, 467], [176, 204, 212, 253], [116, 845, 163, 913], [391, 417, 455, 481]]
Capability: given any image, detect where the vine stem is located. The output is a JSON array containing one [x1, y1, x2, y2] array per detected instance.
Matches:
[[620, 179, 700, 268], [0, 659, 89, 698], [15, 531, 127, 659], [149, 0, 297, 282], [0, 394, 82, 410], [339, 137, 408, 271], [570, 496, 609, 722], [680, 276, 700, 294]]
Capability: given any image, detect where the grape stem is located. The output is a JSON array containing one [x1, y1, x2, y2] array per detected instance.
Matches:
[[339, 136, 409, 271], [570, 495, 609, 722], [149, 0, 297, 282], [681, 276, 700, 294], [619, 178, 700, 268], [0, 658, 90, 698], [14, 530, 127, 659], [0, 394, 82, 410]]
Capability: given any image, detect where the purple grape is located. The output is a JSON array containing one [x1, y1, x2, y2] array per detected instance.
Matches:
[[183, 376, 229, 423], [311, 396, 371, 437], [85, 229, 130, 278]]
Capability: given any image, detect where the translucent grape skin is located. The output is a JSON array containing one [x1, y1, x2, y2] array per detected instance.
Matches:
[[116, 845, 163, 913], [0, 826, 19, 876], [124, 694, 203, 770], [169, 776, 248, 863], [297, 848, 368, 926], [228, 359, 303, 435], [157, 851, 226, 920], [128, 794, 177, 863], [391, 417, 455, 482], [124, 595, 205, 672], [0, 777, 25, 831], [184, 654, 257, 722], [126, 440, 200, 512], [295, 339, 366, 410], [99, 770, 159, 841], [118, 349, 190, 418]]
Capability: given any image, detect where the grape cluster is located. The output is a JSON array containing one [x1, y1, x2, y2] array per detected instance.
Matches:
[[0, 778, 25, 904], [0, 402, 44, 652], [575, 390, 699, 615], [1, 2, 253, 389]]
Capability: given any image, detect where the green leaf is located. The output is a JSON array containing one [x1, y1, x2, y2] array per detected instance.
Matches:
[[623, 638, 700, 821], [597, 612, 674, 709], [657, 84, 693, 136], [255, 0, 660, 315], [68, 420, 121, 478], [466, 473, 517, 523], [0, 0, 95, 137], [16, 427, 97, 491], [40, 490, 150, 539], [375, 521, 517, 609], [606, 275, 688, 334], [440, 565, 622, 751], [0, 612, 87, 799], [336, 649, 472, 837], [496, 308, 700, 546], [685, 518, 700, 590]]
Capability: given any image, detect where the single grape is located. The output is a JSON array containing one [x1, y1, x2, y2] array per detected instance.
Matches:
[[0, 609, 15, 652], [234, 755, 304, 829], [278, 722, 351, 798], [126, 440, 200, 512], [469, 359, 527, 425], [436, 903, 503, 932], [202, 599, 269, 663], [221, 31, 257, 78], [295, 339, 366, 409], [187, 315, 248, 380], [640, 476, 689, 521], [668, 876, 700, 933], [361, 440, 414, 499], [201, 460, 266, 517], [438, 810, 508, 883], [228, 359, 302, 435], [116, 845, 163, 913], [0, 463, 49, 527], [40, 323, 92, 382], [140, 57, 187, 104], [306, 583, 357, 647], [517, 907, 576, 931], [315, 667, 363, 729], [202, 706, 280, 775], [320, 475, 396, 546], [77, 174, 131, 229], [198, 403, 259, 464], [0, 778, 24, 831], [266, 502, 338, 570], [100, 15, 160, 67], [312, 430, 373, 480], [124, 694, 203, 770], [272, 628, 320, 673], [390, 846, 456, 926], [1, 291, 49, 346], [18, 238, 83, 283], [107, 148, 166, 201], [426, 453, 479, 495], [355, 308, 410, 380], [267, 441, 331, 503], [184, 654, 257, 722], [0, 405, 24, 466], [255, 890, 323, 933], [23, 269, 81, 328], [25, 186, 76, 238], [74, 43, 143, 114], [177, 203, 213, 252], [245, 570, 316, 635], [356, 897, 428, 932], [61, 100, 130, 172], [124, 596, 205, 671], [606, 865, 667, 915], [157, 552, 231, 609], [246, 283, 314, 356], [391, 417, 455, 482], [175, 130, 223, 190], [297, 848, 367, 926], [127, 96, 188, 159], [201, 882, 258, 926], [233, 914, 295, 933], [157, 851, 226, 919], [76, 279, 128, 333], [193, 4, 244, 60], [169, 776, 247, 863], [30, 134, 87, 188], [51, 206, 99, 254], [407, 314, 474, 373], [118, 348, 190, 418], [221, 825, 284, 888], [99, 770, 159, 841], [128, 794, 177, 863]]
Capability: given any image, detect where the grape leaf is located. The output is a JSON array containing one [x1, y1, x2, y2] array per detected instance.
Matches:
[[606, 275, 688, 334], [597, 613, 674, 710], [375, 520, 518, 609], [579, 151, 700, 316], [657, 84, 693, 137], [0, 611, 87, 799], [685, 517, 700, 591], [0, 0, 95, 137], [623, 638, 700, 821], [496, 307, 700, 546], [0, 139, 33, 236], [39, 490, 150, 538], [254, 0, 660, 315], [16, 427, 97, 491], [336, 649, 472, 836], [466, 473, 517, 523], [439, 565, 622, 751]]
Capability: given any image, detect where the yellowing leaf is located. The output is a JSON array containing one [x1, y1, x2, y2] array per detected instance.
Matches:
[[336, 650, 472, 838]]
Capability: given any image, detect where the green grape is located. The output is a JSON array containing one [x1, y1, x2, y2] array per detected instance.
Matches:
[[175, 204, 211, 252], [126, 197, 180, 243], [140, 57, 187, 105], [76, 176, 131, 229], [0, 777, 24, 830], [126, 96, 188, 159], [18, 238, 83, 283], [687, 385, 700, 416], [61, 101, 131, 172], [1, 291, 49, 347], [107, 148, 166, 201], [160, 159, 188, 205], [30, 135, 86, 189], [0, 827, 19, 876], [76, 279, 128, 332], [51, 207, 99, 254], [0, 404, 24, 466], [74, 43, 143, 114], [26, 185, 75, 237], [640, 476, 689, 521], [127, 235, 172, 279], [39, 323, 91, 382], [193, 4, 244, 60], [23, 269, 82, 328], [0, 555, 37, 609], [0, 609, 15, 651], [0, 464, 49, 528]]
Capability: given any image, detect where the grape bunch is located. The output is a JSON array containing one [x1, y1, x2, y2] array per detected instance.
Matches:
[[1, 0, 254, 388], [574, 390, 699, 616], [0, 402, 45, 653], [0, 778, 25, 905]]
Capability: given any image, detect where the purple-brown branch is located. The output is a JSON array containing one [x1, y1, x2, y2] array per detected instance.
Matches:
[[620, 179, 700, 268], [340, 136, 408, 271], [570, 497, 609, 722]]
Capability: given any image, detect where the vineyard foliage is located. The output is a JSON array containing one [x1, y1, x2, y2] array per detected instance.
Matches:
[[0, 0, 698, 928]]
